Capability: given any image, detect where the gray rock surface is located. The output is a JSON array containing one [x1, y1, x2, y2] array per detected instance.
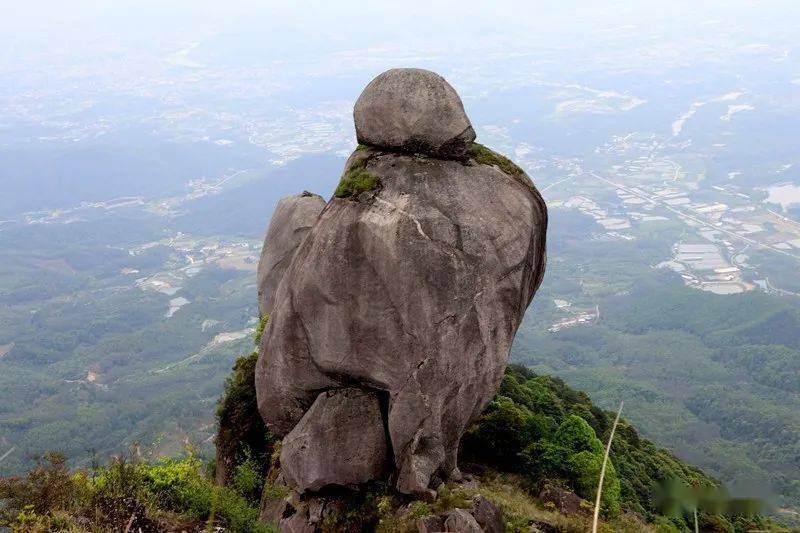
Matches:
[[270, 495, 370, 533], [259, 496, 293, 524], [471, 495, 505, 533], [256, 68, 547, 499], [537, 482, 588, 515], [257, 191, 326, 317], [258, 147, 546, 497], [354, 68, 476, 158], [279, 388, 389, 493], [444, 509, 483, 532], [530, 519, 558, 533], [279, 512, 316, 533]]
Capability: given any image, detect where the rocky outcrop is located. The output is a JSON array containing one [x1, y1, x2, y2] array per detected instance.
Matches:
[[257, 191, 326, 317], [444, 509, 482, 532], [414, 495, 505, 533], [471, 495, 505, 533], [260, 496, 293, 525], [255, 68, 547, 501], [537, 482, 591, 515], [280, 388, 389, 492], [354, 68, 476, 158], [263, 489, 506, 533], [416, 514, 445, 533]]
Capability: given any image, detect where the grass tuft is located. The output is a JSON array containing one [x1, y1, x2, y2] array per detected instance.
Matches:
[[254, 314, 269, 346], [334, 163, 381, 198], [467, 142, 537, 191], [467, 142, 525, 177]]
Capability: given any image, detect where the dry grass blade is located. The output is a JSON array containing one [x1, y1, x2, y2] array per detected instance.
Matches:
[[592, 401, 623, 533]]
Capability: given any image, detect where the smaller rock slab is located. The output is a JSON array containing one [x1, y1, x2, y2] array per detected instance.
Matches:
[[280, 388, 389, 492], [471, 495, 504, 533], [444, 509, 483, 532]]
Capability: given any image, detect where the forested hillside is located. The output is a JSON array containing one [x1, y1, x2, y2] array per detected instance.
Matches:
[[2, 361, 784, 532], [514, 210, 800, 516]]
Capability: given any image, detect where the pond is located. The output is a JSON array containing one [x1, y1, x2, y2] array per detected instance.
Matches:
[[760, 182, 800, 211]]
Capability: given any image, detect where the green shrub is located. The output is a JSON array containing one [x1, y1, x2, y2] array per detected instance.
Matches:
[[554, 415, 603, 455], [1, 453, 272, 533], [523, 440, 571, 479], [461, 396, 548, 469], [216, 351, 275, 484], [407, 500, 432, 518], [0, 452, 89, 523], [568, 450, 621, 516], [233, 452, 264, 504], [138, 456, 214, 515], [9, 505, 51, 532], [461, 364, 711, 523], [96, 454, 271, 533]]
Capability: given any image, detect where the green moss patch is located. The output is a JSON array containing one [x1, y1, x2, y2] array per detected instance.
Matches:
[[254, 314, 269, 345], [468, 143, 524, 177], [468, 142, 536, 191], [334, 162, 381, 199]]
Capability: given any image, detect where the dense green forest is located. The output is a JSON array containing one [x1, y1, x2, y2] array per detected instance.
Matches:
[[0, 215, 260, 475]]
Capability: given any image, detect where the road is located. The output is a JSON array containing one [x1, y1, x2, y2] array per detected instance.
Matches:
[[0, 446, 16, 465]]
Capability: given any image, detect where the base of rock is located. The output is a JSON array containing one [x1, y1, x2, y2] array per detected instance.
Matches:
[[259, 475, 505, 533]]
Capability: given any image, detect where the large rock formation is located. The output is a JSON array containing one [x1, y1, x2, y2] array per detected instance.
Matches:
[[256, 68, 547, 500]]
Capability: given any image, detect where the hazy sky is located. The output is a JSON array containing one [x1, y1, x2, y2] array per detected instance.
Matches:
[[4, 0, 799, 65], [2, 0, 798, 131]]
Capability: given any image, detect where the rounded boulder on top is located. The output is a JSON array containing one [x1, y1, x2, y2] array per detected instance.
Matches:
[[353, 68, 476, 158], [255, 67, 548, 499]]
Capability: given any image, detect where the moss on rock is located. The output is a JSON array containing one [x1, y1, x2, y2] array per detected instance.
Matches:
[[334, 163, 381, 198], [467, 142, 536, 192], [254, 314, 269, 346]]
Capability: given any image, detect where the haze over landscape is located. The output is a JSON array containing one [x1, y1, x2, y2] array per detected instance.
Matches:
[[2, 0, 800, 526]]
